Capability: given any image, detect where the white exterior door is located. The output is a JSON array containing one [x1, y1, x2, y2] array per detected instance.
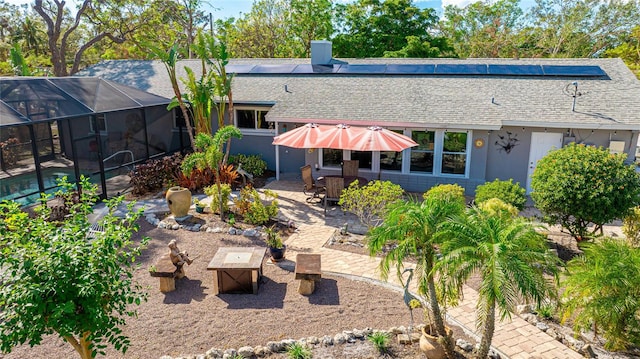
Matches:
[[526, 132, 563, 193]]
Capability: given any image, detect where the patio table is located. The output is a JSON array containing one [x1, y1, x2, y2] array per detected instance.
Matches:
[[317, 175, 368, 188]]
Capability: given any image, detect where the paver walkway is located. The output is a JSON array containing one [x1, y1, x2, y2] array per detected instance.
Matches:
[[263, 180, 582, 359]]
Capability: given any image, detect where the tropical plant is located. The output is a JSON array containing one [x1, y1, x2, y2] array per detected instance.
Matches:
[[264, 225, 283, 249], [367, 331, 391, 355], [367, 195, 466, 359], [622, 206, 640, 247], [531, 143, 640, 241], [339, 180, 404, 230], [436, 202, 560, 359], [233, 187, 279, 225], [477, 197, 519, 220], [475, 178, 527, 210], [0, 176, 149, 359], [561, 238, 640, 350], [181, 127, 243, 220], [286, 342, 312, 359], [204, 183, 232, 214]]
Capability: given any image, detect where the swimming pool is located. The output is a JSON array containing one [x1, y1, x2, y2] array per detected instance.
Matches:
[[0, 168, 75, 206]]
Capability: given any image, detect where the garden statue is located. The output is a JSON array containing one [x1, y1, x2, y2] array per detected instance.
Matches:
[[168, 239, 193, 267]]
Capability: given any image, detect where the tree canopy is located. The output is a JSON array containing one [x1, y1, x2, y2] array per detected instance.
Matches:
[[2, 0, 640, 78]]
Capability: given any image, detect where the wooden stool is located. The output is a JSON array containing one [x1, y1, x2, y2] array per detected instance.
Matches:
[[149, 253, 184, 292], [295, 254, 321, 295]]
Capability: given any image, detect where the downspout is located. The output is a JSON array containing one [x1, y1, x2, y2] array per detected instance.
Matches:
[[275, 121, 280, 181]]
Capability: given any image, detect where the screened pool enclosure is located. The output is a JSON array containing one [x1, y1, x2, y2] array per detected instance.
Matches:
[[0, 77, 190, 206]]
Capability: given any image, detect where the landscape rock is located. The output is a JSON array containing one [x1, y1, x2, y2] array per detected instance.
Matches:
[[456, 338, 474, 352], [521, 313, 537, 324], [353, 329, 365, 339], [321, 335, 334, 346], [222, 349, 237, 359], [243, 229, 258, 237], [254, 345, 270, 357], [334, 333, 348, 344], [307, 336, 320, 345], [564, 336, 585, 352], [237, 346, 254, 358], [536, 322, 549, 332], [266, 341, 284, 353], [171, 224, 180, 230], [205, 348, 223, 358], [580, 344, 597, 358]]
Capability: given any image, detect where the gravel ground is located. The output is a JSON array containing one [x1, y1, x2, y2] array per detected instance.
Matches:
[[1, 218, 475, 359]]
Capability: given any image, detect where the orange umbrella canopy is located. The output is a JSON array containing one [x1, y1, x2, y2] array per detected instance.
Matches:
[[272, 123, 333, 148], [347, 126, 418, 152], [273, 123, 417, 152]]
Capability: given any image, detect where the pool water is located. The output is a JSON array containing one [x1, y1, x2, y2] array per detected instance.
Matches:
[[0, 168, 75, 206]]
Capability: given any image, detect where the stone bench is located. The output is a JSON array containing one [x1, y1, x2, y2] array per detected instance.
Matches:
[[149, 253, 185, 293], [294, 254, 321, 295]]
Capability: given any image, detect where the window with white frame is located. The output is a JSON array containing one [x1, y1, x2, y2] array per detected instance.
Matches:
[[410, 131, 435, 173], [235, 108, 271, 130], [441, 131, 468, 175]]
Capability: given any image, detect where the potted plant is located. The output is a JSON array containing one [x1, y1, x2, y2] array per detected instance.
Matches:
[[193, 198, 205, 213], [265, 225, 286, 262]]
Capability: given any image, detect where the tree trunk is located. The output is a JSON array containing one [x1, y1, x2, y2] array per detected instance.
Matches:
[[427, 275, 456, 359], [65, 331, 94, 359], [477, 301, 496, 359]]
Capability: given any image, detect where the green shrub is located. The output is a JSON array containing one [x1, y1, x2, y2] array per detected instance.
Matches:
[[286, 342, 312, 359], [234, 186, 278, 225], [531, 143, 640, 241], [423, 183, 466, 206], [623, 206, 640, 247], [130, 152, 183, 195], [367, 331, 391, 354], [478, 198, 519, 220], [229, 153, 268, 177], [204, 183, 232, 214], [561, 238, 640, 350], [475, 178, 527, 210], [339, 180, 404, 229]]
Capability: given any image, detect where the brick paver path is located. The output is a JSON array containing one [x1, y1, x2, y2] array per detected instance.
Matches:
[[264, 180, 582, 359]]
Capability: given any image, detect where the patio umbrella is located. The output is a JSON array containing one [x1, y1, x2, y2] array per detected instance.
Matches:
[[272, 123, 333, 148], [346, 126, 418, 152], [321, 124, 365, 150], [273, 123, 418, 152]]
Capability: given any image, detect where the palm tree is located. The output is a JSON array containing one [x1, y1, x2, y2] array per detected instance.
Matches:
[[436, 203, 560, 359], [367, 195, 464, 359]]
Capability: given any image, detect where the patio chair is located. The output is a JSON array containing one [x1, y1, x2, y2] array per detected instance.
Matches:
[[324, 176, 344, 216], [301, 165, 324, 202], [342, 160, 359, 177]]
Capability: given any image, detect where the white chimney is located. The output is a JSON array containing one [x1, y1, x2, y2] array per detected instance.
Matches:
[[311, 40, 332, 65]]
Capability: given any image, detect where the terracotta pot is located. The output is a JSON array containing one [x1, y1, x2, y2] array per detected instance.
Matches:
[[419, 326, 447, 359], [166, 186, 191, 218]]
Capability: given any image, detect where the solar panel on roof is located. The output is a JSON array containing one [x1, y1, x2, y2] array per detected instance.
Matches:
[[385, 64, 435, 74], [337, 64, 387, 74], [435, 64, 488, 75], [292, 64, 341, 74], [542, 65, 606, 77], [488, 64, 543, 76], [249, 64, 298, 74], [225, 64, 255, 73]]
